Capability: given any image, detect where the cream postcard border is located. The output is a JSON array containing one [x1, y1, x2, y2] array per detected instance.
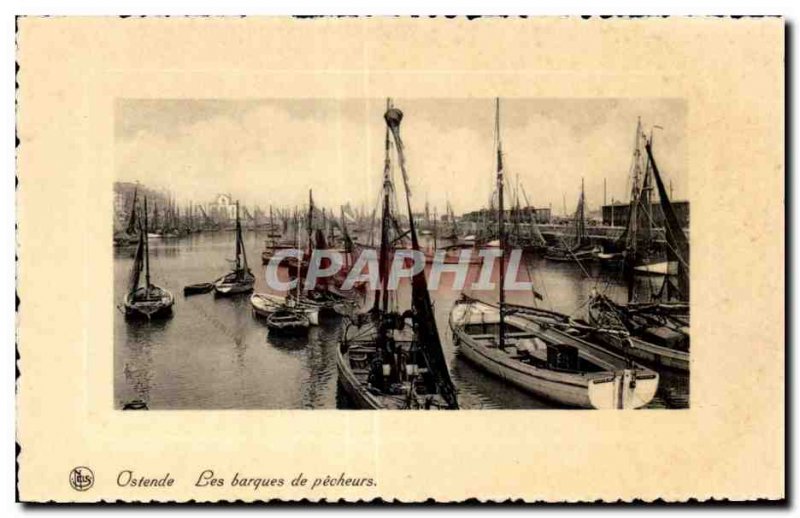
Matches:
[[17, 17, 784, 502]]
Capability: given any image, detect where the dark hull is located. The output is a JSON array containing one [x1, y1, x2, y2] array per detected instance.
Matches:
[[183, 283, 214, 295], [124, 302, 173, 320]]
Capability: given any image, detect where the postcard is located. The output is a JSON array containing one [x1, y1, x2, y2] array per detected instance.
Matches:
[[16, 16, 784, 502]]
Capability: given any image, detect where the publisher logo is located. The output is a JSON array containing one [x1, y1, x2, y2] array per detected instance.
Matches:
[[69, 466, 94, 491]]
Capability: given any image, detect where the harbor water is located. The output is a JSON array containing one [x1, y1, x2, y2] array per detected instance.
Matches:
[[114, 231, 689, 410]]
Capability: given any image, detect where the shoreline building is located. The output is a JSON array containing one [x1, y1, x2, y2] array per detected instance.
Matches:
[[208, 193, 237, 224], [601, 200, 690, 229]]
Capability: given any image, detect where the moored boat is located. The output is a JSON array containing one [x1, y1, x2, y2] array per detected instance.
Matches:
[[449, 297, 658, 409], [266, 309, 311, 335], [213, 201, 255, 296], [448, 99, 657, 410], [587, 293, 689, 371], [183, 282, 214, 296], [337, 100, 459, 410], [544, 180, 600, 263], [123, 197, 175, 320], [125, 284, 175, 320], [250, 292, 320, 325], [585, 131, 690, 373]]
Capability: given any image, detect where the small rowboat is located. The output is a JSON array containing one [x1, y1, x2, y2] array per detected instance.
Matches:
[[250, 293, 320, 325], [213, 271, 255, 296], [183, 282, 214, 296], [266, 309, 310, 335], [122, 400, 149, 410]]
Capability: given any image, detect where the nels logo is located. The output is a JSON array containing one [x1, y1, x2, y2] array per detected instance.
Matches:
[[69, 466, 94, 491]]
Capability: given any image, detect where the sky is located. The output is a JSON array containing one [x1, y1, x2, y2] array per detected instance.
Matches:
[[115, 97, 687, 216]]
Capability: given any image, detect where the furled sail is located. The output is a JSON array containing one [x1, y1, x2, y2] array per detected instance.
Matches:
[[125, 186, 138, 235], [128, 228, 145, 294], [644, 140, 689, 300]]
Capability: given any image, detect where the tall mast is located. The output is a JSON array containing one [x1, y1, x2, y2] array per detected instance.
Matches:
[[295, 207, 302, 300], [385, 100, 459, 409], [578, 177, 586, 245], [144, 197, 151, 289], [235, 201, 242, 273], [341, 205, 351, 269], [307, 189, 314, 255], [496, 98, 506, 349], [375, 98, 392, 313], [433, 207, 438, 250]]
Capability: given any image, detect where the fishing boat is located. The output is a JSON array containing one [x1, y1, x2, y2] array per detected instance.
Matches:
[[544, 179, 600, 262], [449, 99, 658, 409], [337, 100, 459, 410], [250, 293, 320, 325], [293, 190, 360, 314], [599, 119, 667, 272], [261, 242, 295, 264], [450, 297, 658, 408], [422, 207, 483, 265], [213, 201, 255, 296], [266, 309, 311, 335], [507, 184, 548, 253], [260, 206, 285, 260], [587, 130, 690, 372], [250, 292, 285, 316], [587, 294, 689, 371], [123, 197, 175, 320]]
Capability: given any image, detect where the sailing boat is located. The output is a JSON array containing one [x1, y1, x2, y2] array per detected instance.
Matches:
[[598, 119, 662, 270], [262, 206, 296, 264], [449, 99, 658, 409], [123, 197, 175, 320], [587, 133, 690, 371], [213, 201, 255, 296], [291, 190, 357, 314], [251, 208, 321, 326], [337, 100, 459, 410], [544, 179, 599, 262]]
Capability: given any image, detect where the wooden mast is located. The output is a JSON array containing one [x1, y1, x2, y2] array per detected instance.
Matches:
[[144, 197, 150, 291], [496, 98, 506, 350], [375, 98, 392, 314], [234, 201, 242, 277], [385, 100, 459, 409]]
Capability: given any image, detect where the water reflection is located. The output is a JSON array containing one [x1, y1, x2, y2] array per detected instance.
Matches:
[[114, 232, 688, 410]]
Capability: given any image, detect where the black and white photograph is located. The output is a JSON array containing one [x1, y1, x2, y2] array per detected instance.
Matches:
[[113, 97, 690, 410], [15, 14, 784, 504]]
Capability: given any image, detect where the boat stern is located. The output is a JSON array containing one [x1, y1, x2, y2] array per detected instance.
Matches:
[[588, 370, 659, 409]]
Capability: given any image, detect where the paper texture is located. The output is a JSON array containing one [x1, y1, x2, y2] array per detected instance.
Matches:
[[16, 16, 784, 502]]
